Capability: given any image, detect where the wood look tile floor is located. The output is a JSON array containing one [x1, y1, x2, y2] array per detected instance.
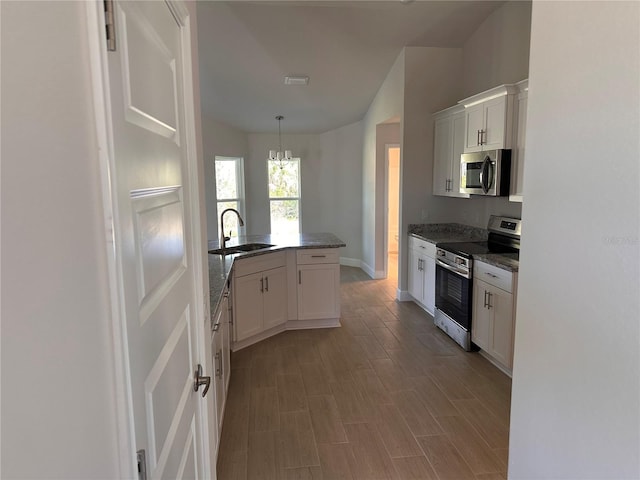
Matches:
[[217, 266, 511, 480]]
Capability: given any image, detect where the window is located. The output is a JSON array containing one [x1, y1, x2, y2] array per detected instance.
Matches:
[[268, 159, 300, 235], [214, 156, 245, 239]]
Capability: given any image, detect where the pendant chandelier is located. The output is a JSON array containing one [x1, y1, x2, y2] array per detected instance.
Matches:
[[268, 115, 293, 162]]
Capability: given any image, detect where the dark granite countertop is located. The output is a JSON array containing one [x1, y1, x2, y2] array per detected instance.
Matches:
[[408, 223, 488, 244], [408, 223, 519, 272], [473, 252, 519, 272], [207, 233, 346, 326]]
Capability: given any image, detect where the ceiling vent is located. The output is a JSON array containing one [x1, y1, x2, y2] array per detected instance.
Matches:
[[284, 75, 309, 86]]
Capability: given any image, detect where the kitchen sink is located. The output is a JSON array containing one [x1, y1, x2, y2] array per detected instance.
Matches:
[[208, 243, 274, 255]]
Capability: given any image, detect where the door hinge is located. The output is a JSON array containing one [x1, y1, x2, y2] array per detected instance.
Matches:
[[136, 449, 147, 480], [104, 0, 116, 51]]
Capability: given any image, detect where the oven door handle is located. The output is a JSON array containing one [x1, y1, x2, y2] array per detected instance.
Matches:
[[436, 259, 471, 279]]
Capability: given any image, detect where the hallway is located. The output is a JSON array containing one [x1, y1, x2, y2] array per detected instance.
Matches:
[[217, 266, 511, 479]]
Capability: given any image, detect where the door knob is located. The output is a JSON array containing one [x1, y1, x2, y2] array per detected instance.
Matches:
[[193, 364, 210, 397]]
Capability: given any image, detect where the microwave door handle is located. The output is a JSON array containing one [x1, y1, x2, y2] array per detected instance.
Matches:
[[481, 157, 493, 194]]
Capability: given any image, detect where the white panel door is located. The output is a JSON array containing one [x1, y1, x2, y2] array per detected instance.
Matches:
[[107, 1, 206, 478]]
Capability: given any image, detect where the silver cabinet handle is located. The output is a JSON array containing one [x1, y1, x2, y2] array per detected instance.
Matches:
[[298, 270, 302, 284], [193, 364, 210, 397], [483, 290, 488, 308], [485, 272, 499, 278], [311, 255, 326, 258], [265, 276, 269, 292], [487, 292, 493, 309], [260, 277, 264, 293], [477, 129, 481, 146]]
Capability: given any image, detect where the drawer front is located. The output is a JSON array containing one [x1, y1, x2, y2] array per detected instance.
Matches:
[[297, 248, 339, 265], [234, 251, 286, 277], [474, 261, 513, 293], [408, 236, 436, 258]]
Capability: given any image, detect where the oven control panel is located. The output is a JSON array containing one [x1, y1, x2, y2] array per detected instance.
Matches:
[[435, 248, 472, 279]]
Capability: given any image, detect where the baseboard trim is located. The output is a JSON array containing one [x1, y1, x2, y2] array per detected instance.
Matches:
[[339, 257, 361, 268], [478, 350, 513, 378], [396, 289, 412, 301], [360, 261, 375, 279], [232, 318, 341, 351], [340, 258, 384, 279]]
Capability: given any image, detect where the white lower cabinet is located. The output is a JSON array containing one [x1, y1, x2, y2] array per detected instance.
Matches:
[[233, 252, 288, 342], [472, 261, 517, 372], [208, 283, 231, 464], [297, 249, 340, 320], [407, 236, 436, 315]]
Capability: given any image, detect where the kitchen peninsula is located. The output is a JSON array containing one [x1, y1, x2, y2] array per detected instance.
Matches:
[[207, 232, 346, 350]]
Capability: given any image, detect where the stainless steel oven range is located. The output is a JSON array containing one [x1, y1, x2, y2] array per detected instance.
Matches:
[[434, 215, 521, 351]]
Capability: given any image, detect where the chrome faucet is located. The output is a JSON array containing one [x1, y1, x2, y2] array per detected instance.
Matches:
[[219, 208, 245, 252]]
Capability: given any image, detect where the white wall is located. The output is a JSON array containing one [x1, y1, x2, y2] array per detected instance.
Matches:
[[362, 52, 405, 277], [398, 47, 463, 290], [201, 116, 249, 240], [461, 1, 532, 98], [317, 122, 364, 263], [509, 2, 640, 478], [245, 124, 363, 261], [1, 1, 120, 477]]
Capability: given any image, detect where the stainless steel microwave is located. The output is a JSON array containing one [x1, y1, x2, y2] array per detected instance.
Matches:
[[460, 149, 511, 196]]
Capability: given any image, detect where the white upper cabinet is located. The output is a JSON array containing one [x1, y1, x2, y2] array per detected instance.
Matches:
[[460, 84, 518, 153], [509, 79, 528, 202], [432, 105, 469, 198]]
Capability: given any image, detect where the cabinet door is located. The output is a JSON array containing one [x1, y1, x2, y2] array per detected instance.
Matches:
[[212, 325, 225, 434], [422, 255, 436, 315], [450, 112, 469, 198], [433, 116, 453, 196], [234, 271, 264, 341], [263, 266, 289, 329], [488, 285, 514, 369], [483, 96, 507, 150], [471, 279, 491, 351], [221, 292, 231, 393], [464, 104, 484, 152], [510, 91, 527, 202], [407, 249, 424, 302], [297, 264, 340, 320]]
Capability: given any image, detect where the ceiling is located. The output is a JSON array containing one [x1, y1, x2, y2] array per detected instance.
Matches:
[[196, 1, 505, 134]]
